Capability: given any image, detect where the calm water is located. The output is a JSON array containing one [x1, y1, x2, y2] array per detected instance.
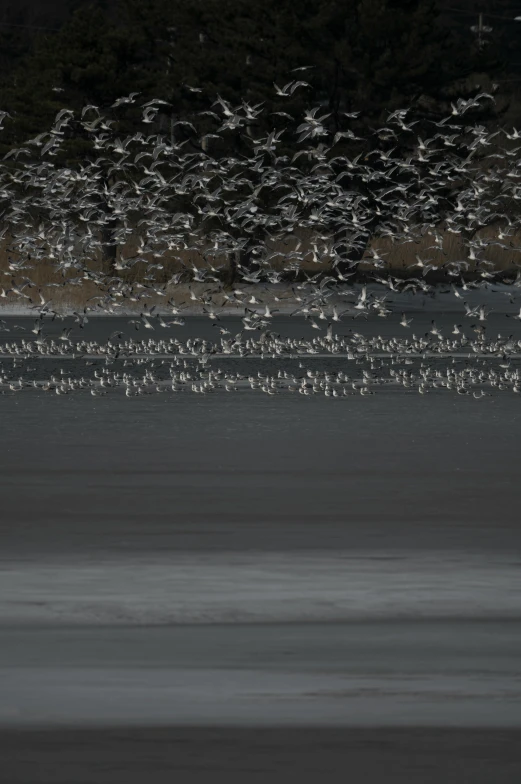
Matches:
[[1, 310, 521, 779]]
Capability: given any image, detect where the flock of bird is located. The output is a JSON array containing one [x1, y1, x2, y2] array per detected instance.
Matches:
[[0, 319, 519, 397], [0, 82, 521, 397]]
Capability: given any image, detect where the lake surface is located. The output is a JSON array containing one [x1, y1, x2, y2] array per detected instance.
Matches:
[[1, 311, 520, 780]]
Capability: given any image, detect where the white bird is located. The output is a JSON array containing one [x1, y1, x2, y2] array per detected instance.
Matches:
[[273, 80, 309, 97], [111, 92, 140, 108], [354, 286, 367, 309]]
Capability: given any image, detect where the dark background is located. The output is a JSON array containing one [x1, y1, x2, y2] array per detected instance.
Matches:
[[1, 0, 521, 156]]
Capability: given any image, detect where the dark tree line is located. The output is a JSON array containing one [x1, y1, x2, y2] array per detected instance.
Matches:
[[0, 0, 511, 161]]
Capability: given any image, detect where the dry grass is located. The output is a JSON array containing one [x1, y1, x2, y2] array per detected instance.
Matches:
[[362, 224, 521, 274], [1, 221, 520, 311]]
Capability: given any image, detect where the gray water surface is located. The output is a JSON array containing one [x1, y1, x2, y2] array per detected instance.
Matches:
[[1, 312, 521, 779]]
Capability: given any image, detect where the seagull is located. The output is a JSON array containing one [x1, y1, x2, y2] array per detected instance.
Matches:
[[354, 286, 368, 310], [429, 321, 442, 338], [273, 80, 310, 97], [141, 315, 154, 329], [111, 93, 140, 108]]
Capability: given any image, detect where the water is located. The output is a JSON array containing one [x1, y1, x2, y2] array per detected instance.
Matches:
[[1, 388, 521, 555], [2, 309, 521, 778]]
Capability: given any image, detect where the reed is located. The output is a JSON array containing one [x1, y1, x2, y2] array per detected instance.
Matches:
[[0, 222, 519, 310]]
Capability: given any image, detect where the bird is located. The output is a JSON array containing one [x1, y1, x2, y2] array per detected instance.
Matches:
[[0, 83, 516, 404], [273, 80, 310, 97], [111, 93, 140, 108]]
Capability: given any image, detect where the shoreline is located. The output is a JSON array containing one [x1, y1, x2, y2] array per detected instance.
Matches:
[[0, 281, 518, 317]]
